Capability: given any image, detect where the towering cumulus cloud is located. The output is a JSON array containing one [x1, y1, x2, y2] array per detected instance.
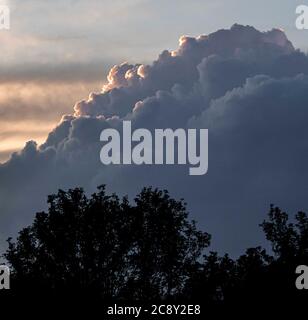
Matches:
[[1, 24, 308, 255]]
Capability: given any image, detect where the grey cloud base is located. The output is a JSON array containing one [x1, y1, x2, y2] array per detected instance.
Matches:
[[1, 24, 308, 255]]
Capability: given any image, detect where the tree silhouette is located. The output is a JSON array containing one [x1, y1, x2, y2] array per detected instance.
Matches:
[[2, 188, 308, 312], [121, 187, 210, 300], [261, 205, 308, 263], [177, 205, 308, 310], [3, 186, 210, 302]]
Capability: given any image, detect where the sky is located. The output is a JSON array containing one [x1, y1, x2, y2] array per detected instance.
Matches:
[[1, 0, 308, 256], [0, 0, 307, 162]]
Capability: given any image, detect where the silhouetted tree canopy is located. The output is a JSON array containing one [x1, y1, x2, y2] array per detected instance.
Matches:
[[3, 186, 210, 301], [2, 188, 308, 311]]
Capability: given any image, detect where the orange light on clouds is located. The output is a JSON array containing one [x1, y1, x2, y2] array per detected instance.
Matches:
[[0, 120, 55, 163], [0, 81, 100, 163]]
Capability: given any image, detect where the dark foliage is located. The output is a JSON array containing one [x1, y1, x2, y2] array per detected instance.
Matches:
[[2, 186, 210, 302], [1, 188, 308, 312]]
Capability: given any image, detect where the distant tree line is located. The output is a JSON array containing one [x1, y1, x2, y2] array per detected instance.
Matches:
[[1, 186, 308, 311]]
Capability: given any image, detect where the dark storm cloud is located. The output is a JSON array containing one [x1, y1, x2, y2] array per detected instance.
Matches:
[[1, 25, 308, 255]]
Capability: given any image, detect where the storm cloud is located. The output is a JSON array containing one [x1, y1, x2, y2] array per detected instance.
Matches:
[[1, 24, 308, 255]]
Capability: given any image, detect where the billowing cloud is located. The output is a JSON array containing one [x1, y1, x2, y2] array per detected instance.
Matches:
[[1, 25, 308, 256]]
